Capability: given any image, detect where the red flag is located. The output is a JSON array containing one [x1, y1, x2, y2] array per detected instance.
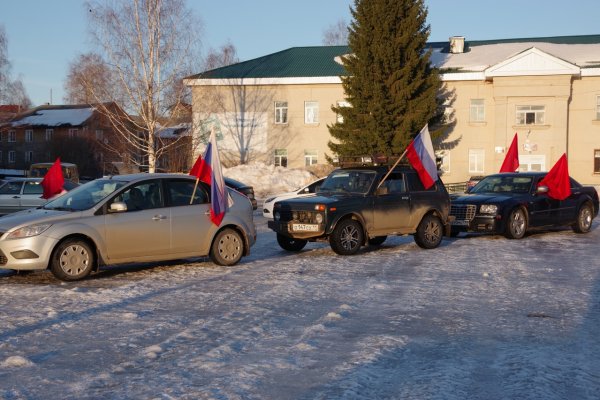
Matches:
[[406, 124, 437, 189], [189, 154, 211, 184], [41, 158, 65, 199], [539, 153, 571, 200], [500, 133, 519, 172]]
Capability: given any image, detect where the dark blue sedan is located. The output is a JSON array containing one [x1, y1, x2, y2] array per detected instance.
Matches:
[[449, 172, 599, 239]]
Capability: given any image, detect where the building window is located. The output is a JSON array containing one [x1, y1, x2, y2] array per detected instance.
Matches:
[[274, 149, 288, 167], [304, 149, 318, 166], [25, 129, 33, 142], [46, 129, 54, 141], [336, 101, 350, 123], [25, 151, 33, 162], [470, 99, 485, 122], [304, 101, 319, 124], [596, 96, 600, 120], [8, 151, 16, 164], [8, 130, 16, 142], [274, 101, 288, 124], [95, 129, 104, 140], [436, 150, 450, 173], [69, 128, 78, 138], [595, 150, 600, 174], [516, 105, 545, 125], [468, 148, 485, 173]]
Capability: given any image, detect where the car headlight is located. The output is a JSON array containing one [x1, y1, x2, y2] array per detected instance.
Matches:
[[479, 204, 498, 214], [6, 223, 52, 239]]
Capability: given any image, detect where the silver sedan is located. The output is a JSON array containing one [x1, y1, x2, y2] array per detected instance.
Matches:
[[0, 174, 256, 281]]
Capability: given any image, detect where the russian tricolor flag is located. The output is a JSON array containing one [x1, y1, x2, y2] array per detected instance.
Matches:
[[405, 124, 438, 189], [189, 129, 231, 226]]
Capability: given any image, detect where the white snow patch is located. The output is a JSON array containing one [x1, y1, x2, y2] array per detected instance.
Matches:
[[1, 355, 34, 368], [143, 345, 163, 359]]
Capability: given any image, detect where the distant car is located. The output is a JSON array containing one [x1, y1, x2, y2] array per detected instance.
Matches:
[[225, 177, 257, 210], [28, 162, 80, 183], [0, 173, 256, 281], [450, 172, 599, 238], [262, 177, 325, 219], [466, 175, 485, 190], [0, 178, 78, 215]]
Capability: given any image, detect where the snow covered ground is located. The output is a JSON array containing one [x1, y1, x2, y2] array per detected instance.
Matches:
[[1, 164, 599, 399]]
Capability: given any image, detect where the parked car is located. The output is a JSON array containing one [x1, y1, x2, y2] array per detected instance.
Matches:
[[0, 173, 256, 281], [0, 178, 79, 215], [225, 177, 257, 210], [262, 177, 325, 218], [449, 172, 599, 238], [466, 175, 485, 190], [268, 164, 451, 255], [28, 162, 80, 183]]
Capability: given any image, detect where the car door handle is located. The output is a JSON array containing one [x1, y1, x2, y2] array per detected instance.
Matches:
[[12, 196, 20, 199], [152, 215, 167, 221]]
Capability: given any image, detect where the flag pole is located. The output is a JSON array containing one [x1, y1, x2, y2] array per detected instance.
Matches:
[[190, 177, 200, 204], [376, 148, 408, 189]]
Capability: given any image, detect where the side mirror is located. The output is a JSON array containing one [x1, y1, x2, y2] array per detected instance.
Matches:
[[536, 185, 549, 194], [109, 201, 128, 213]]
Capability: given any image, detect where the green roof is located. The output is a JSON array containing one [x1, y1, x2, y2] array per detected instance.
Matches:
[[188, 46, 350, 79]]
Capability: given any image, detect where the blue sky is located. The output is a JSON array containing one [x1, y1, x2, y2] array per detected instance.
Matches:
[[2, 0, 599, 106]]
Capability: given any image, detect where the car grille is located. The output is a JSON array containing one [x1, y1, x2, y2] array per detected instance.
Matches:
[[280, 210, 319, 224], [450, 204, 476, 221], [0, 249, 7, 265]]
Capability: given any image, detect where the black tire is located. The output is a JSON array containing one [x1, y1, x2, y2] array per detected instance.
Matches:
[[414, 214, 444, 249], [368, 236, 387, 246], [210, 228, 244, 266], [329, 219, 364, 255], [572, 202, 593, 233], [276, 233, 307, 252], [504, 208, 527, 239], [50, 239, 95, 281]]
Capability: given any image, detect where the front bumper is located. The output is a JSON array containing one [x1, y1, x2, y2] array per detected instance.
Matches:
[[268, 220, 326, 240], [0, 234, 58, 271], [451, 214, 499, 233]]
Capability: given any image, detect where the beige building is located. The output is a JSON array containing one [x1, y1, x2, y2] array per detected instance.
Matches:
[[185, 35, 600, 185]]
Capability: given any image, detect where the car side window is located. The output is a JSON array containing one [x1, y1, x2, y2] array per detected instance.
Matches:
[[384, 173, 406, 194], [166, 179, 209, 207], [111, 180, 163, 212], [406, 173, 436, 192], [23, 181, 44, 195], [0, 181, 23, 195]]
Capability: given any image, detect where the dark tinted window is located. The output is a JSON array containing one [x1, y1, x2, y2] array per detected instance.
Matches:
[[23, 181, 43, 195], [406, 172, 436, 192], [111, 180, 163, 211], [166, 179, 208, 206], [0, 181, 22, 195]]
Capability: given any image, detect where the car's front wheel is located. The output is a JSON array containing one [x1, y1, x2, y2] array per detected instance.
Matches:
[[50, 239, 95, 281], [504, 208, 527, 239], [414, 214, 443, 249], [572, 202, 593, 233], [276, 234, 307, 252], [210, 228, 244, 266], [329, 219, 364, 255]]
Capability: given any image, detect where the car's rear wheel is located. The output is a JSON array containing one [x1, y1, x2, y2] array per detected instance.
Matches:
[[329, 219, 364, 255], [50, 239, 95, 281], [572, 202, 593, 233], [276, 234, 307, 252], [210, 228, 244, 266], [414, 214, 443, 249], [504, 208, 527, 239], [368, 236, 387, 246]]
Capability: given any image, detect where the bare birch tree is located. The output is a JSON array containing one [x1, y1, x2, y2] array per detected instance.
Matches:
[[0, 25, 31, 108], [63, 52, 117, 104], [86, 0, 202, 172], [322, 19, 349, 46]]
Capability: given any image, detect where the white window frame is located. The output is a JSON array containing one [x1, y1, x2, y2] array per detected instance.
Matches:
[[304, 149, 318, 166], [274, 149, 288, 167], [336, 100, 350, 123], [25, 151, 33, 162], [8, 130, 16, 142], [518, 155, 545, 172], [436, 150, 450, 173], [469, 99, 485, 122], [468, 148, 485, 174], [516, 105, 545, 125], [25, 129, 33, 142], [45, 129, 54, 141], [8, 150, 16, 164], [304, 101, 319, 124], [274, 101, 288, 124]]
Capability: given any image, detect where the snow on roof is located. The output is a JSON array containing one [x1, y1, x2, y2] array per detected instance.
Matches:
[[11, 107, 94, 127], [431, 42, 600, 72], [156, 123, 192, 138]]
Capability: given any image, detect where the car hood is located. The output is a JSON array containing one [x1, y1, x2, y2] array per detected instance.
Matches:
[[0, 208, 85, 232], [450, 192, 521, 204]]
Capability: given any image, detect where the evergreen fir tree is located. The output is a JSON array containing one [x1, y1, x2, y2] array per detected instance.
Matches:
[[328, 0, 445, 160]]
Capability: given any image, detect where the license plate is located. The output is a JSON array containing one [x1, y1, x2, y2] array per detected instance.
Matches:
[[292, 223, 319, 232], [451, 220, 469, 226]]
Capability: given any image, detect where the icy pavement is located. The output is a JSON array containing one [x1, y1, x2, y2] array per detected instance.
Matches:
[[1, 215, 599, 399]]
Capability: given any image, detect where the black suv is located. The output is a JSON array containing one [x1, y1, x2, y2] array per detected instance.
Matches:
[[268, 164, 451, 255]]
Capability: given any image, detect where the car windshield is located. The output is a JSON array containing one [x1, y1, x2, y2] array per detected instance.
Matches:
[[318, 170, 376, 194], [470, 176, 533, 194], [43, 179, 128, 211]]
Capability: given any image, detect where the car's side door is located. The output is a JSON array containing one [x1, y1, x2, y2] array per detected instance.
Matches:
[[20, 180, 46, 210], [103, 179, 171, 261], [0, 181, 24, 214], [528, 177, 562, 227], [371, 172, 412, 235], [165, 178, 214, 256]]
